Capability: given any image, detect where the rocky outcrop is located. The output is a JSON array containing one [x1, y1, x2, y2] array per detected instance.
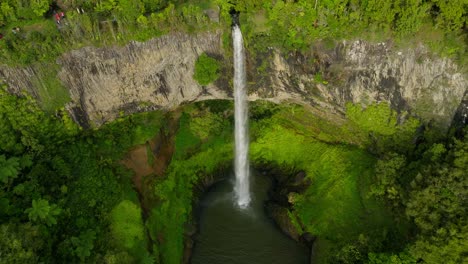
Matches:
[[451, 90, 468, 137], [58, 31, 227, 127], [0, 66, 40, 98], [0, 32, 466, 128], [265, 203, 302, 241], [255, 41, 467, 127]]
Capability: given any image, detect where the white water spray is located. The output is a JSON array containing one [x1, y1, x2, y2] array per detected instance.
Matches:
[[233, 25, 250, 208]]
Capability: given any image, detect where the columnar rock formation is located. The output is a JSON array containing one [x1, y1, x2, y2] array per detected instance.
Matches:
[[261, 40, 467, 127], [58, 31, 227, 127], [0, 32, 466, 128]]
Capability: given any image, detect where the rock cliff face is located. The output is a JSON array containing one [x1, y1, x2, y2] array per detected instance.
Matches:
[[0, 65, 43, 99], [0, 32, 466, 128], [254, 40, 467, 127], [58, 31, 227, 127]]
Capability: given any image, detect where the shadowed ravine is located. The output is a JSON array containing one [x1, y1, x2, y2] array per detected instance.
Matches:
[[190, 173, 309, 264]]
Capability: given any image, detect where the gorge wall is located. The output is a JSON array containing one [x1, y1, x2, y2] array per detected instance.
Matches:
[[0, 31, 466, 128]]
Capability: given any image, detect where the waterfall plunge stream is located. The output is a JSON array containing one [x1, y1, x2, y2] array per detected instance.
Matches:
[[190, 23, 309, 264], [233, 25, 250, 208]]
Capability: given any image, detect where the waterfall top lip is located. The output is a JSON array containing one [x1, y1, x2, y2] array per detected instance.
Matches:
[[230, 8, 240, 27]]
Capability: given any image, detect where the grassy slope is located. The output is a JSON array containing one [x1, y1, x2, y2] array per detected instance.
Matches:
[[250, 104, 400, 263], [32, 64, 71, 113]]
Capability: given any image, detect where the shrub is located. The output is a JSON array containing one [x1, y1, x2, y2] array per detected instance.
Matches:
[[110, 200, 145, 250], [193, 53, 220, 86]]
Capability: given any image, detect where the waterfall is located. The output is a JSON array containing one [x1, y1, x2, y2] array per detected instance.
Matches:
[[233, 25, 250, 208]]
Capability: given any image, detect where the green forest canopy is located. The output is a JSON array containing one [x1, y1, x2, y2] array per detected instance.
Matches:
[[0, 0, 466, 65], [0, 0, 467, 263], [1, 82, 466, 263]]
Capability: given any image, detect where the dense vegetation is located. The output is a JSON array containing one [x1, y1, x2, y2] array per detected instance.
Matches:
[[229, 0, 467, 66], [193, 53, 221, 85], [1, 0, 465, 120], [1, 0, 466, 66], [1, 0, 467, 263], [0, 86, 163, 262], [1, 80, 466, 263], [0, 0, 218, 65], [147, 102, 234, 263], [247, 101, 466, 263]]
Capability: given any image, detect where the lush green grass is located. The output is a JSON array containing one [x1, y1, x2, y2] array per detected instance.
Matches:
[[143, 100, 418, 263], [110, 200, 147, 251], [250, 123, 393, 262], [249, 102, 417, 263], [251, 10, 269, 33], [173, 112, 202, 160], [346, 102, 420, 154], [346, 103, 398, 136], [32, 64, 71, 113], [266, 104, 369, 146]]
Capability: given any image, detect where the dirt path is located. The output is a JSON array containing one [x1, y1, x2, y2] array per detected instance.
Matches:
[[121, 143, 154, 196], [121, 110, 182, 214]]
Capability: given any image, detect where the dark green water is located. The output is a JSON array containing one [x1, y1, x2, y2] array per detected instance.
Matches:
[[191, 173, 309, 264]]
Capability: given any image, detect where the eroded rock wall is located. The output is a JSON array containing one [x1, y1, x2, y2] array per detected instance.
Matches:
[[58, 31, 228, 127], [0, 65, 42, 99], [0, 32, 466, 128], [257, 41, 467, 127]]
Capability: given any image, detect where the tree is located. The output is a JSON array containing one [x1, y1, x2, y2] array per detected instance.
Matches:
[[363, 0, 397, 30], [71, 230, 96, 261], [0, 2, 16, 26], [394, 0, 431, 36], [368, 251, 417, 263], [0, 223, 43, 263], [405, 139, 467, 232], [193, 53, 220, 86], [370, 153, 406, 206], [30, 0, 51, 17], [110, 200, 145, 250], [369, 130, 468, 263], [433, 0, 468, 31], [142, 0, 164, 13], [25, 199, 61, 226], [0, 155, 20, 184], [115, 0, 145, 22], [0, 155, 32, 185], [95, 0, 118, 15], [409, 227, 468, 264]]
